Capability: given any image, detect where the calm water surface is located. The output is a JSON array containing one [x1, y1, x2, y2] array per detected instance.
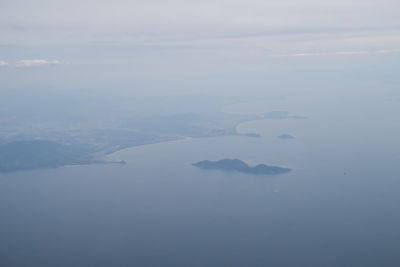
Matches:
[[1, 88, 400, 266]]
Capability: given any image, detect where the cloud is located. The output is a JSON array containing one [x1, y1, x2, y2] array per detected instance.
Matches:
[[0, 0, 399, 76], [15, 59, 61, 67], [0, 0, 399, 47], [278, 49, 398, 58], [0, 60, 8, 66]]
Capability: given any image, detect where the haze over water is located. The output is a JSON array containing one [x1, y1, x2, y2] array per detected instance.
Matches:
[[2, 0, 400, 266], [1, 84, 400, 267]]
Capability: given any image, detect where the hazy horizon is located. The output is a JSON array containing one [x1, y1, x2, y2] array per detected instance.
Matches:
[[1, 1, 400, 266]]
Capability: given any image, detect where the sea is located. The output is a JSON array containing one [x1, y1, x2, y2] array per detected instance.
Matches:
[[1, 86, 400, 266]]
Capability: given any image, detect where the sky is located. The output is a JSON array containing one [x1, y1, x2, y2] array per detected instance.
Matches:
[[0, 0, 399, 87]]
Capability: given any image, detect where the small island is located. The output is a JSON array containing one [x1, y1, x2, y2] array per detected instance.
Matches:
[[192, 159, 291, 175], [277, 134, 295, 140], [238, 133, 261, 138]]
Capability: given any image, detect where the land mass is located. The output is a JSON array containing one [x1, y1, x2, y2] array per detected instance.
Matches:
[[278, 134, 295, 139], [0, 110, 297, 173], [0, 140, 99, 173], [238, 133, 261, 138], [0, 112, 258, 173], [193, 159, 291, 175]]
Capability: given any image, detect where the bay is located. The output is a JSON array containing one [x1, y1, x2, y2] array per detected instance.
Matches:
[[1, 87, 400, 266]]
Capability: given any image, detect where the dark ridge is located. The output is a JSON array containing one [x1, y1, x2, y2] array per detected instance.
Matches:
[[238, 133, 261, 138], [278, 134, 295, 139], [0, 140, 95, 173], [193, 158, 291, 176]]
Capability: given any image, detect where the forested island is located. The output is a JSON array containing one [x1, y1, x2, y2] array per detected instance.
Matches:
[[277, 134, 295, 139], [193, 159, 291, 175]]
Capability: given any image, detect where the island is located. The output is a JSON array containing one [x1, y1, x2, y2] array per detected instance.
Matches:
[[277, 134, 295, 140], [238, 133, 261, 138], [192, 159, 291, 175]]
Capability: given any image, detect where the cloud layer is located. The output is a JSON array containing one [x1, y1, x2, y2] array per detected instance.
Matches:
[[278, 49, 399, 58], [0, 59, 62, 68], [15, 59, 61, 67], [1, 0, 399, 48], [0, 0, 399, 76]]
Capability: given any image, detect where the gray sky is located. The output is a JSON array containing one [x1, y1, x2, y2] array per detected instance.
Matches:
[[1, 0, 399, 82]]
